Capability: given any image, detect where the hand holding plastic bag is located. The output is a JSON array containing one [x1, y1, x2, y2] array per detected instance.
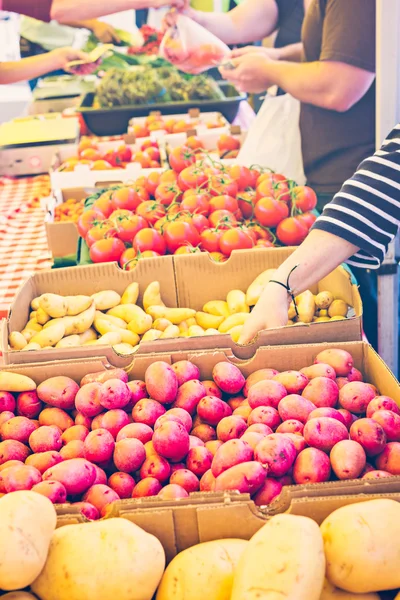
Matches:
[[160, 14, 229, 74]]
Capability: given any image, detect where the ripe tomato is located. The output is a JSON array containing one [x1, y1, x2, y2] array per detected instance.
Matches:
[[296, 212, 317, 229], [80, 148, 102, 161], [111, 186, 148, 212], [200, 228, 223, 252], [119, 247, 137, 269], [109, 209, 131, 222], [78, 137, 98, 155], [256, 174, 291, 203], [185, 136, 204, 152], [178, 165, 208, 191], [89, 238, 126, 263], [254, 197, 289, 228], [136, 201, 166, 225], [85, 222, 117, 247], [131, 124, 149, 138], [145, 171, 161, 196], [144, 146, 160, 162], [209, 251, 227, 263], [217, 134, 241, 153], [141, 139, 158, 151], [123, 250, 160, 271], [91, 160, 113, 171], [132, 151, 151, 169], [229, 165, 259, 191], [208, 209, 238, 229], [133, 228, 166, 255], [115, 214, 148, 243], [77, 209, 105, 238], [169, 146, 196, 173], [92, 193, 113, 218], [276, 217, 309, 246], [208, 173, 238, 198], [180, 193, 210, 216], [155, 182, 182, 206], [191, 213, 209, 233], [237, 191, 257, 219], [160, 169, 178, 184], [174, 245, 202, 255], [208, 194, 238, 214], [255, 239, 275, 248], [292, 186, 317, 212], [219, 228, 254, 256], [116, 145, 132, 163], [246, 223, 273, 242], [163, 221, 200, 253]]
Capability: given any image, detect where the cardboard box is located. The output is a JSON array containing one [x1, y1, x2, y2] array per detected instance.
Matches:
[[1, 248, 363, 366], [45, 187, 86, 260]]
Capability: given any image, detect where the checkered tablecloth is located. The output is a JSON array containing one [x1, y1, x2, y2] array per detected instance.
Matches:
[[0, 176, 53, 319]]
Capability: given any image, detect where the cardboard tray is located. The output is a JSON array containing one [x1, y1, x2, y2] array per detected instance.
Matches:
[[1, 248, 363, 366]]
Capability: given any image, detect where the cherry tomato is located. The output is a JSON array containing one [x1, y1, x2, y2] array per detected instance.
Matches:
[[229, 165, 259, 191], [145, 171, 161, 196], [155, 182, 182, 206], [254, 197, 289, 228], [180, 193, 210, 216], [208, 209, 238, 229], [256, 174, 291, 203], [85, 222, 117, 247], [144, 146, 160, 162], [123, 250, 160, 271], [191, 213, 209, 233], [133, 228, 166, 255], [136, 201, 166, 225], [209, 251, 227, 263], [115, 214, 148, 243], [117, 145, 132, 163], [208, 173, 238, 198], [246, 222, 273, 242], [219, 227, 254, 256], [141, 139, 159, 151], [174, 245, 202, 255], [237, 191, 257, 219], [178, 165, 208, 191], [109, 209, 132, 222], [292, 186, 317, 212], [255, 239, 275, 248], [296, 212, 317, 229], [119, 247, 137, 269], [92, 192, 114, 218], [276, 217, 309, 246], [132, 151, 152, 169], [185, 136, 204, 152], [111, 186, 149, 212], [132, 124, 149, 138], [160, 169, 178, 184], [77, 209, 105, 238], [200, 228, 223, 252], [217, 134, 241, 153], [208, 194, 238, 214], [163, 221, 200, 253], [169, 145, 196, 173], [89, 238, 126, 263]]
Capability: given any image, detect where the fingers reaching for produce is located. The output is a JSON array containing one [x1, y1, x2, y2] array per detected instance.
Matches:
[[238, 282, 289, 345], [49, 47, 90, 71], [91, 21, 121, 44], [219, 52, 277, 94]]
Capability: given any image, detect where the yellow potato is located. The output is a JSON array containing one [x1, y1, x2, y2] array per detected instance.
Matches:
[[121, 282, 139, 305], [65, 295, 92, 316], [153, 318, 172, 332], [8, 331, 27, 350], [95, 318, 139, 346], [112, 343, 136, 356], [127, 313, 153, 336], [314, 317, 331, 323], [31, 322, 66, 348], [296, 290, 315, 323], [315, 291, 334, 309], [186, 317, 197, 327], [24, 320, 42, 332], [43, 318, 63, 329], [107, 304, 145, 324], [195, 311, 224, 330], [227, 290, 249, 314], [328, 299, 348, 318], [178, 321, 189, 334], [29, 311, 37, 321], [160, 325, 180, 339], [96, 332, 122, 346], [228, 325, 243, 342], [245, 268, 277, 306], [218, 313, 250, 333], [23, 342, 41, 351], [203, 300, 230, 318], [330, 316, 346, 321], [91, 290, 121, 311], [36, 307, 51, 325], [188, 325, 205, 337], [146, 306, 196, 325], [141, 329, 162, 342], [204, 328, 220, 336], [319, 309, 329, 317], [30, 297, 40, 311], [320, 579, 380, 600], [143, 281, 165, 311], [288, 302, 297, 319], [0, 372, 36, 392], [78, 328, 98, 344], [39, 293, 68, 318], [55, 335, 81, 348], [62, 301, 95, 335], [95, 312, 127, 329]]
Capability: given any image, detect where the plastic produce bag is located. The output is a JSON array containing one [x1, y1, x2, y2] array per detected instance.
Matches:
[[160, 14, 229, 74], [238, 92, 306, 185]]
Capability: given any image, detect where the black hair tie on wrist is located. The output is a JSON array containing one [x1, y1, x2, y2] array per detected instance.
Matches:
[[269, 264, 300, 317]]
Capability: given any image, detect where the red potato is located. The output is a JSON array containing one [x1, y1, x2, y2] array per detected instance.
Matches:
[[81, 369, 128, 386], [75, 413, 92, 428], [228, 396, 246, 411], [75, 383, 104, 417], [126, 380, 148, 410], [39, 407, 74, 431], [93, 465, 107, 485], [197, 396, 231, 426], [375, 442, 400, 474], [336, 377, 349, 390], [1, 416, 38, 444], [348, 367, 363, 382], [216, 416, 247, 442], [140, 456, 171, 482], [84, 429, 115, 464], [253, 478, 283, 506], [83, 484, 120, 517], [240, 431, 266, 451], [32, 480, 67, 503], [361, 462, 375, 476], [132, 399, 166, 427], [330, 439, 366, 479], [0, 412, 15, 429], [303, 417, 348, 452], [189, 435, 204, 449], [202, 380, 223, 399], [248, 380, 287, 410], [1, 464, 41, 492], [0, 459, 23, 471], [73, 501, 100, 520], [366, 396, 400, 418], [302, 377, 339, 408], [212, 362, 245, 395], [213, 461, 267, 494], [254, 434, 297, 477], [307, 407, 346, 425], [60, 440, 85, 460], [300, 363, 336, 381], [43, 457, 96, 496], [37, 376, 79, 410], [153, 421, 189, 462], [190, 424, 217, 442], [362, 470, 393, 479], [170, 469, 200, 493], [61, 425, 89, 445], [29, 425, 62, 453], [100, 379, 131, 410], [276, 420, 304, 435], [200, 469, 216, 491], [96, 409, 130, 438], [155, 414, 184, 431], [145, 361, 178, 404], [293, 447, 331, 483], [158, 484, 189, 499], [0, 392, 16, 412], [339, 382, 376, 413], [283, 433, 307, 454], [91, 414, 104, 430], [116, 423, 153, 444], [164, 408, 192, 433], [248, 406, 281, 429], [273, 371, 309, 394], [276, 474, 294, 486], [205, 440, 223, 456], [243, 369, 279, 396], [233, 405, 252, 420], [170, 463, 189, 475], [16, 391, 42, 418], [314, 348, 354, 376], [113, 438, 146, 472], [172, 361, 200, 387], [186, 446, 213, 477], [337, 408, 356, 429], [132, 477, 162, 498], [211, 439, 253, 477], [246, 423, 273, 435], [0, 439, 31, 464], [108, 472, 135, 498], [350, 418, 387, 456], [277, 395, 315, 424], [172, 380, 207, 415], [371, 410, 400, 442]]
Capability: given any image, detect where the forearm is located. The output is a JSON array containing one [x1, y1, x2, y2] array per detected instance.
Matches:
[[276, 42, 303, 62], [52, 0, 158, 22], [0, 53, 60, 84], [60, 19, 100, 31]]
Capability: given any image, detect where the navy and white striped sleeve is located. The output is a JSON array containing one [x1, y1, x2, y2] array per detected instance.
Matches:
[[312, 124, 400, 269]]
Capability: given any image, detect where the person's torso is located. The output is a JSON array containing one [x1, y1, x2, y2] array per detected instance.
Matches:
[[275, 0, 305, 49], [300, 0, 376, 196]]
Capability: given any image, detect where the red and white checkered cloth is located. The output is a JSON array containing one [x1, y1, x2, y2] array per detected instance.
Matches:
[[0, 176, 53, 319]]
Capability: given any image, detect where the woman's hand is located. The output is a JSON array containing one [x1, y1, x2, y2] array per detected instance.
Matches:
[[91, 21, 120, 43], [238, 283, 290, 344], [49, 47, 89, 70], [230, 45, 282, 61], [219, 52, 277, 93]]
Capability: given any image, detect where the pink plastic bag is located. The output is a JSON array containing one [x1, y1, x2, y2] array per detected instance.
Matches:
[[160, 14, 230, 74]]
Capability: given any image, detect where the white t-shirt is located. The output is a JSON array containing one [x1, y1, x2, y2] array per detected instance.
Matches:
[[20, 17, 87, 50]]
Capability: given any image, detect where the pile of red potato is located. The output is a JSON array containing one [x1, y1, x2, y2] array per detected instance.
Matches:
[[0, 347, 399, 520]]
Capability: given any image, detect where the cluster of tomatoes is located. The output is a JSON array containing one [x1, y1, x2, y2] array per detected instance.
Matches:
[[77, 137, 318, 268], [54, 198, 84, 223], [167, 134, 241, 163], [57, 136, 161, 172], [128, 25, 163, 56], [129, 113, 226, 139]]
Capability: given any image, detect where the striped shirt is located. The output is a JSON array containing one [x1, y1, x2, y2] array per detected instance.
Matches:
[[313, 124, 400, 269]]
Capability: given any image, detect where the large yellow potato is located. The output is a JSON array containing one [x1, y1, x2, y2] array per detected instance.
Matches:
[[320, 579, 380, 599], [0, 491, 56, 591], [321, 499, 400, 593], [0, 372, 36, 392], [231, 514, 325, 600], [157, 539, 247, 600], [31, 518, 165, 600]]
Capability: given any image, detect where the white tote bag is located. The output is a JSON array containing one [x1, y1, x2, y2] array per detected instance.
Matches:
[[238, 92, 306, 185]]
